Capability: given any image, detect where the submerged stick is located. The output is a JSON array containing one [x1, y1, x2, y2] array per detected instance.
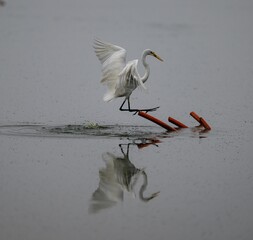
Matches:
[[190, 111, 201, 123], [138, 111, 176, 131], [190, 112, 211, 130], [168, 117, 188, 128], [199, 117, 211, 130]]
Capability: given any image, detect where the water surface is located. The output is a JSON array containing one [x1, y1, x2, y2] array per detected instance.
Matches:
[[1, 123, 252, 240]]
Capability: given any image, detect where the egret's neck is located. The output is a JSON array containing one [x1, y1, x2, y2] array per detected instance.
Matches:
[[141, 51, 150, 83], [139, 171, 149, 202]]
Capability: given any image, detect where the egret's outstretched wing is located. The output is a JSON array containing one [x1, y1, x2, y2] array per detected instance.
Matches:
[[94, 39, 127, 101], [117, 60, 147, 96]]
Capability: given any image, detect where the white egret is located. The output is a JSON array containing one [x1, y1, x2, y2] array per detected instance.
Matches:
[[93, 39, 163, 114]]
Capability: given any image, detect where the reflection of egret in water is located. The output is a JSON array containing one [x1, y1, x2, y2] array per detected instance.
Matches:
[[89, 143, 160, 214]]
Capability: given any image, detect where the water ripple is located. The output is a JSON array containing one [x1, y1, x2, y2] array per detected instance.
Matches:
[[0, 122, 213, 139], [0, 123, 169, 139]]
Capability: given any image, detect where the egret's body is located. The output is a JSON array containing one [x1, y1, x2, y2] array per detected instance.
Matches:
[[94, 39, 163, 113]]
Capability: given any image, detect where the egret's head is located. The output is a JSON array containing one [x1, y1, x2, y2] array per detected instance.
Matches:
[[147, 50, 163, 62]]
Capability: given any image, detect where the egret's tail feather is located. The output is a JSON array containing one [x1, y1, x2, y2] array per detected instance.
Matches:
[[103, 92, 115, 102]]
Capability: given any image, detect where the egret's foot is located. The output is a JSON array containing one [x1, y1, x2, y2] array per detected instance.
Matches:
[[132, 106, 160, 115], [144, 106, 160, 113], [120, 106, 160, 115]]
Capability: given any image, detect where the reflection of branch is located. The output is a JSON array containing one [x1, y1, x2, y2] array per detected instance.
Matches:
[[120, 138, 161, 151], [135, 138, 161, 149]]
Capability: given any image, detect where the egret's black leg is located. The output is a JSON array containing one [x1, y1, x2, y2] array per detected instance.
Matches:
[[119, 144, 126, 156], [119, 97, 160, 114], [119, 143, 132, 157], [119, 98, 129, 111], [119, 97, 135, 112], [127, 98, 131, 111]]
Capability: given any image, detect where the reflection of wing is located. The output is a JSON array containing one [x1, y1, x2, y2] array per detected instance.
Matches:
[[89, 153, 123, 214], [93, 39, 126, 101]]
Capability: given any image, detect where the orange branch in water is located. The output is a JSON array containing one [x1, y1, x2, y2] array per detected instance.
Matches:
[[138, 111, 176, 131], [190, 112, 211, 130], [199, 117, 211, 130], [168, 117, 188, 128], [190, 111, 201, 122]]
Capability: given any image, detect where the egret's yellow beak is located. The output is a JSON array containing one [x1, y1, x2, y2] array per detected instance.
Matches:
[[152, 52, 163, 62]]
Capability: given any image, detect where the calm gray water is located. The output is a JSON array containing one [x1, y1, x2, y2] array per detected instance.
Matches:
[[1, 0, 253, 240]]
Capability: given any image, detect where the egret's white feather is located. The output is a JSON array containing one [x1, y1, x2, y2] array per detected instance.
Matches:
[[94, 39, 126, 101], [118, 60, 147, 92]]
